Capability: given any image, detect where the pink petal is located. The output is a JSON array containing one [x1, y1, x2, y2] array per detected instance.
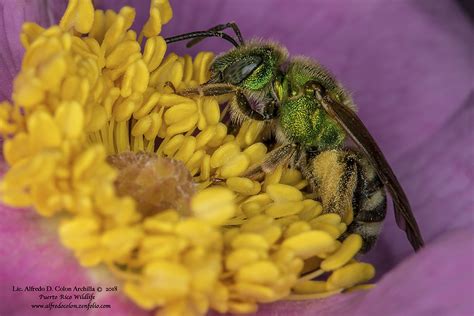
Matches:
[[367, 96, 474, 272], [0, 202, 90, 316]]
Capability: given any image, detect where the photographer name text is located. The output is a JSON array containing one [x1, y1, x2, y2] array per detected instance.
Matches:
[[13, 285, 97, 292]]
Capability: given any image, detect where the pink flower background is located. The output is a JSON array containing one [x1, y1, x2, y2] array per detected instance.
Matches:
[[0, 0, 472, 315]]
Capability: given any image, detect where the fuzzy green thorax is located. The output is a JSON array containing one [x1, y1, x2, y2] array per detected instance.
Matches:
[[277, 60, 347, 150], [279, 93, 346, 150]]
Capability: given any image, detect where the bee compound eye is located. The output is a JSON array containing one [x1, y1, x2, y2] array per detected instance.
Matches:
[[223, 55, 263, 85]]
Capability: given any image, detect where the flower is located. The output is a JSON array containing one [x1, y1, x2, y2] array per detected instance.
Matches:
[[0, 1, 473, 316], [0, 0, 378, 314]]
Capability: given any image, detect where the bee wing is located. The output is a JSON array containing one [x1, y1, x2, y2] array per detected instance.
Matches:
[[320, 97, 424, 251]]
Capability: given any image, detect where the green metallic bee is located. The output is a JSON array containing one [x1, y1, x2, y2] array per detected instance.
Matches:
[[165, 23, 424, 252]]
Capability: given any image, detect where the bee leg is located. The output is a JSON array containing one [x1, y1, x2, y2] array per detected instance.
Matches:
[[179, 85, 271, 121], [230, 90, 270, 121], [311, 149, 386, 253], [163, 81, 177, 93], [291, 147, 319, 192], [178, 83, 236, 97], [243, 143, 297, 181], [210, 177, 225, 184]]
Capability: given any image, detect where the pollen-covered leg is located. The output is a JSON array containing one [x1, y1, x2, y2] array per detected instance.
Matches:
[[311, 150, 386, 253], [178, 83, 236, 97], [243, 143, 296, 181]]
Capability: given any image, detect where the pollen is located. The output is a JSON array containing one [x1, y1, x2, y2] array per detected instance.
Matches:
[[0, 0, 376, 315]]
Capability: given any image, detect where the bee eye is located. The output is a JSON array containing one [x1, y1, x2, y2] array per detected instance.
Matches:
[[240, 62, 259, 78], [223, 55, 263, 84]]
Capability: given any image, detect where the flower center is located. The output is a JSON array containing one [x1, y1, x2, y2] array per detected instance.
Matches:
[[108, 152, 194, 217], [0, 0, 376, 315]]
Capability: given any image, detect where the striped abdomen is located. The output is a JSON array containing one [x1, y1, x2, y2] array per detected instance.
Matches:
[[348, 153, 387, 252], [310, 150, 387, 253]]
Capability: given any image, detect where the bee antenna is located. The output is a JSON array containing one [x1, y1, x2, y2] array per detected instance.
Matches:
[[165, 30, 240, 48], [186, 22, 244, 48]]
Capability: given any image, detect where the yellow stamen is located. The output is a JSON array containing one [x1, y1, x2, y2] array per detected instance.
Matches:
[[59, 0, 95, 34], [281, 231, 337, 259], [266, 183, 304, 202], [191, 187, 236, 225], [326, 262, 376, 290]]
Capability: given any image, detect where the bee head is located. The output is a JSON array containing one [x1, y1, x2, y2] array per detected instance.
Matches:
[[208, 40, 288, 92]]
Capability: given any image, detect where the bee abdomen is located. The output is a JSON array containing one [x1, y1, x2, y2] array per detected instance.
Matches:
[[354, 186, 387, 222], [310, 149, 387, 253], [348, 158, 387, 252]]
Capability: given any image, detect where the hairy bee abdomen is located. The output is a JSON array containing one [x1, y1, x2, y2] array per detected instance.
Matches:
[[311, 150, 387, 253]]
